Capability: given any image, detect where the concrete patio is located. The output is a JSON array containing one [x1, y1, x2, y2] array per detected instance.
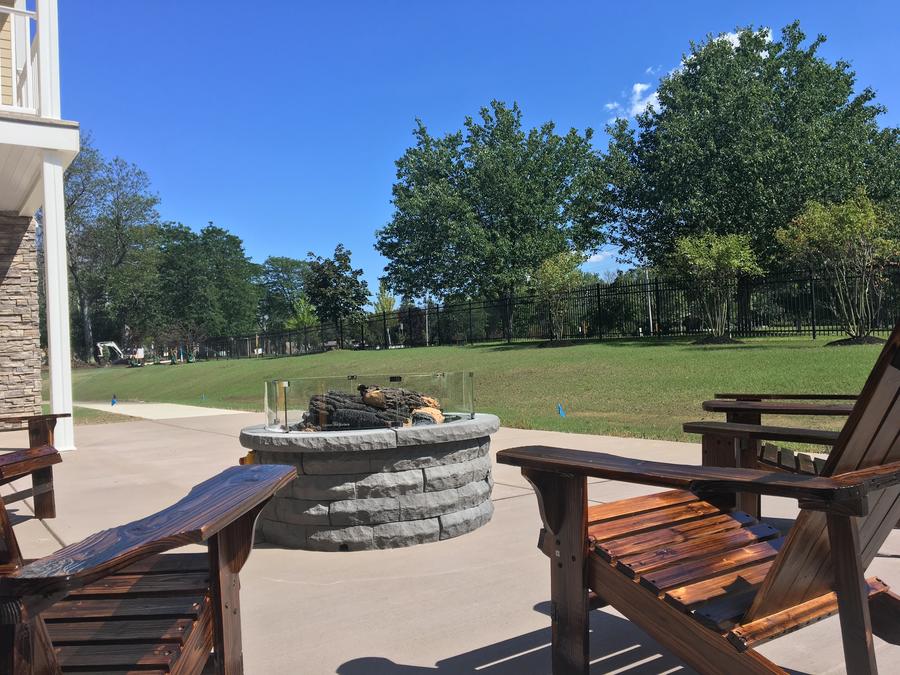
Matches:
[[3, 412, 898, 674]]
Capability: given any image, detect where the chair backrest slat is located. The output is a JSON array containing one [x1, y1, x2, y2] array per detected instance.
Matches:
[[745, 324, 900, 621]]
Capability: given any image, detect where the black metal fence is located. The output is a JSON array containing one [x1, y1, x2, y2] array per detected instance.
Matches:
[[199, 271, 900, 359]]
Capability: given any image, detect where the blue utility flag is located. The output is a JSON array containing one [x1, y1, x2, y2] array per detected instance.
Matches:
[[557, 403, 566, 417]]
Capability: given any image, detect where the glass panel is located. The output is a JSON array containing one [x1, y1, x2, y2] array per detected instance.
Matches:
[[263, 372, 474, 432]]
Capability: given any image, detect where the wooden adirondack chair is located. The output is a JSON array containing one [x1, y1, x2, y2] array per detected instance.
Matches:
[[0, 463, 296, 674], [0, 413, 69, 519], [695, 395, 854, 474], [497, 323, 900, 674]]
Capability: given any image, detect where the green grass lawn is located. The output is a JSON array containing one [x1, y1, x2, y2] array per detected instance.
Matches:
[[56, 336, 881, 442], [41, 403, 139, 425]]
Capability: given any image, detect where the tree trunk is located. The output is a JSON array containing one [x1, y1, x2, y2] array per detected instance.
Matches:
[[78, 291, 94, 363]]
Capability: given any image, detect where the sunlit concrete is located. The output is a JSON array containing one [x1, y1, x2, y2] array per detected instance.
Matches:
[[4, 415, 898, 674]]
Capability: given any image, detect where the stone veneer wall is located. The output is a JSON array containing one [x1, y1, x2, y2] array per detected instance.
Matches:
[[0, 214, 41, 427], [241, 415, 499, 551]]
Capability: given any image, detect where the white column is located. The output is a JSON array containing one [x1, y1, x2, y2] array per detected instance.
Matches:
[[41, 150, 74, 450], [36, 0, 61, 119]]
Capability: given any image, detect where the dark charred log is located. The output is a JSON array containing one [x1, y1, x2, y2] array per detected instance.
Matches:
[[299, 386, 444, 431]]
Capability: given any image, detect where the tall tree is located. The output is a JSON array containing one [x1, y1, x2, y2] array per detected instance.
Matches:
[[199, 224, 260, 336], [373, 280, 397, 315], [258, 256, 310, 330], [154, 223, 259, 345], [304, 244, 370, 329], [531, 251, 587, 340], [62, 136, 159, 360], [599, 22, 900, 269], [377, 100, 601, 301], [778, 190, 899, 339]]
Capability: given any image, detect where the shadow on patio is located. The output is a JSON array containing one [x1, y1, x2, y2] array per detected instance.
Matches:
[[337, 603, 706, 674]]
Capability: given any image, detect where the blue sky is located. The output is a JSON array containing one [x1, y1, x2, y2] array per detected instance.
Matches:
[[58, 1, 899, 297]]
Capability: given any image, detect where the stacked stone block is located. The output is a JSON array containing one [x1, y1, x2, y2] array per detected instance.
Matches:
[[0, 214, 41, 427], [240, 414, 499, 551]]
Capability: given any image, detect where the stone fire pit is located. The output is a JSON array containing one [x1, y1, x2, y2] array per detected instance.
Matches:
[[240, 413, 499, 550]]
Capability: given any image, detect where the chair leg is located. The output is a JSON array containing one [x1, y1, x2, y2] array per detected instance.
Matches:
[[826, 513, 878, 675], [523, 470, 589, 675], [209, 531, 245, 675], [208, 507, 265, 675], [31, 467, 55, 520]]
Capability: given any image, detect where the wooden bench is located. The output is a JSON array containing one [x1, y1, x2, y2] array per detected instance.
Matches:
[[0, 463, 296, 674], [0, 413, 69, 519], [498, 321, 900, 674]]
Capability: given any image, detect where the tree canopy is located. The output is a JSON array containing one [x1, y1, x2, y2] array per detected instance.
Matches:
[[61, 135, 160, 360], [257, 256, 310, 331], [599, 21, 900, 270], [304, 244, 370, 328], [376, 100, 602, 301], [778, 189, 899, 337]]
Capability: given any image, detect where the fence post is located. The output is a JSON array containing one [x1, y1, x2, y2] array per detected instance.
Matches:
[[506, 296, 512, 344], [435, 304, 442, 345], [339, 318, 344, 349], [467, 301, 473, 343], [383, 311, 388, 348], [654, 278, 662, 336], [595, 284, 603, 340], [810, 274, 818, 340]]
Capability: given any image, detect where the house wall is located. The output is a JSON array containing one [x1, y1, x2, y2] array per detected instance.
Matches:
[[0, 3, 12, 106], [0, 213, 42, 426]]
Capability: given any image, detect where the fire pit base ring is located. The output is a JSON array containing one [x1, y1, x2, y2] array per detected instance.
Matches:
[[239, 413, 499, 551]]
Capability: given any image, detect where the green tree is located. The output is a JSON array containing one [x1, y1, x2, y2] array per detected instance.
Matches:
[[199, 224, 260, 336], [284, 295, 318, 330], [376, 100, 601, 301], [304, 244, 370, 329], [778, 190, 899, 339], [531, 251, 587, 340], [62, 136, 159, 360], [155, 223, 215, 347], [154, 223, 259, 347], [373, 280, 397, 315], [667, 233, 763, 339], [258, 256, 310, 330], [599, 22, 900, 269]]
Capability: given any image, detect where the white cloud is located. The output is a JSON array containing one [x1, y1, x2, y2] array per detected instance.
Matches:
[[716, 27, 772, 50], [645, 65, 661, 75], [605, 82, 660, 122], [585, 251, 613, 265], [627, 82, 659, 116]]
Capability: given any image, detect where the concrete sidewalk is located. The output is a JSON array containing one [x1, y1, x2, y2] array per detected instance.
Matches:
[[74, 400, 248, 419], [3, 414, 898, 674]]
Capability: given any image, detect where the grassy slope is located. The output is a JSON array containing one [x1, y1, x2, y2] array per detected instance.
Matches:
[[41, 403, 139, 425], [63, 337, 880, 441]]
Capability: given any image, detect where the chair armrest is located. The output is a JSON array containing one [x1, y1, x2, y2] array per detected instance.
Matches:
[[683, 421, 840, 446], [496, 446, 887, 515], [715, 393, 858, 401], [0, 446, 61, 481], [702, 400, 854, 416], [0, 464, 296, 600], [0, 413, 71, 425]]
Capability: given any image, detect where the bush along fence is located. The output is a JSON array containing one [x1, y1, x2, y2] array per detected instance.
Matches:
[[199, 270, 900, 358]]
